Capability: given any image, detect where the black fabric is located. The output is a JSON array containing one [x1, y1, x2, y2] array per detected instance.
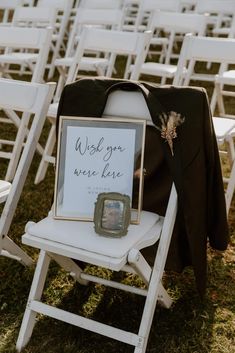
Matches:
[[56, 77, 229, 296]]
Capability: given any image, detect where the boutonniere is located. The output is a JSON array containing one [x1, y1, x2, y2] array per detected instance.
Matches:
[[156, 111, 185, 156]]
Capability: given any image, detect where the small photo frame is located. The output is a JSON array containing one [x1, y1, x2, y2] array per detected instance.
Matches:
[[94, 192, 131, 237]]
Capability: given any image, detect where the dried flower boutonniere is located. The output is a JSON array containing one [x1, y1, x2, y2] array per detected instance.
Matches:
[[156, 111, 185, 156]]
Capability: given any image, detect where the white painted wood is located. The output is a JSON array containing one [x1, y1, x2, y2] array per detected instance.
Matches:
[[0, 26, 53, 82], [131, 11, 208, 84], [0, 26, 53, 181], [173, 33, 235, 214], [17, 88, 177, 353], [16, 250, 51, 351], [0, 0, 24, 25], [29, 300, 141, 346], [34, 27, 152, 184], [0, 79, 56, 264], [0, 180, 11, 203], [37, 0, 74, 79]]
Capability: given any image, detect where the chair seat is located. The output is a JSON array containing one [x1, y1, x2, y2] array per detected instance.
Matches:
[[47, 102, 59, 118], [55, 56, 109, 71], [0, 180, 11, 203], [150, 37, 169, 46], [217, 70, 235, 85], [0, 53, 38, 64], [140, 62, 178, 77], [213, 116, 235, 141], [23, 211, 162, 270]]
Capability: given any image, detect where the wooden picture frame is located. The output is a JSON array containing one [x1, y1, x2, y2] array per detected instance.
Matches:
[[54, 116, 146, 223]]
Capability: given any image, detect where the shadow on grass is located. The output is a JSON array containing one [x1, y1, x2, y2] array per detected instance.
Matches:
[[1, 240, 234, 353]]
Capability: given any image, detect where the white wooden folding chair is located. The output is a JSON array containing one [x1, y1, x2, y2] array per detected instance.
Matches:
[[0, 26, 53, 181], [195, 0, 235, 36], [122, 0, 182, 70], [34, 26, 152, 184], [54, 7, 125, 89], [209, 15, 235, 114], [173, 33, 235, 214], [12, 6, 58, 29], [131, 11, 208, 84], [72, 0, 124, 25], [0, 78, 56, 266], [0, 0, 24, 26], [0, 26, 53, 82], [11, 6, 58, 76], [131, 0, 182, 32], [16, 85, 177, 353], [37, 0, 74, 79]]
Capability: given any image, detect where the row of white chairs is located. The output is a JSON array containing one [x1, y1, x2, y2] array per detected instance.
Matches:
[[1, 9, 235, 214], [1, 2, 235, 211]]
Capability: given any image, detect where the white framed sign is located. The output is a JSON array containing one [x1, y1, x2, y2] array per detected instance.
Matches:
[[54, 116, 146, 223]]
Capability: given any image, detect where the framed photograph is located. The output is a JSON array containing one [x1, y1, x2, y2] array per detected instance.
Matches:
[[54, 116, 146, 223], [94, 192, 131, 237]]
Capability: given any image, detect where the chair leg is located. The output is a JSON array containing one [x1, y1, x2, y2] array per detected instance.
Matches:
[[34, 123, 56, 184], [50, 253, 89, 285], [16, 250, 51, 352], [225, 157, 235, 215], [128, 249, 172, 309], [2, 235, 33, 266]]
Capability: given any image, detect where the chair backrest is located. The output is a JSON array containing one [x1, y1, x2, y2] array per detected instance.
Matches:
[[140, 0, 182, 12], [36, 0, 74, 78], [148, 11, 208, 64], [173, 33, 235, 86], [103, 89, 153, 124], [0, 26, 53, 82], [66, 26, 152, 83], [195, 0, 235, 15], [0, 0, 24, 24], [0, 78, 56, 243], [65, 8, 125, 57], [149, 11, 207, 35], [195, 0, 235, 33], [78, 0, 123, 9], [12, 6, 58, 28], [134, 0, 182, 31]]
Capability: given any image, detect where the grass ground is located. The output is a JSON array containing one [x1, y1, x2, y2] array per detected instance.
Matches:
[[0, 58, 235, 353]]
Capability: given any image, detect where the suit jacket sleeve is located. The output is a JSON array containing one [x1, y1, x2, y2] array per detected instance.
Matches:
[[202, 88, 229, 250]]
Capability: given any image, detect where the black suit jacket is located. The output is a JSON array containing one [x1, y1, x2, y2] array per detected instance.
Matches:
[[56, 77, 229, 295]]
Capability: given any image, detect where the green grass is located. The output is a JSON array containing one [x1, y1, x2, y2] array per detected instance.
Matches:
[[0, 58, 235, 353]]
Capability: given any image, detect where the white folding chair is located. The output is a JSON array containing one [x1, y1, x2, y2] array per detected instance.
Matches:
[[12, 6, 58, 28], [195, 0, 235, 35], [173, 33, 235, 214], [209, 15, 235, 114], [0, 0, 24, 26], [34, 27, 152, 184], [0, 78, 56, 266], [37, 0, 74, 79], [16, 86, 177, 353], [0, 26, 53, 82], [0, 26, 53, 181], [122, 0, 182, 70], [131, 0, 182, 32], [54, 7, 125, 88], [11, 6, 58, 76], [132, 11, 208, 84], [71, 0, 124, 27]]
